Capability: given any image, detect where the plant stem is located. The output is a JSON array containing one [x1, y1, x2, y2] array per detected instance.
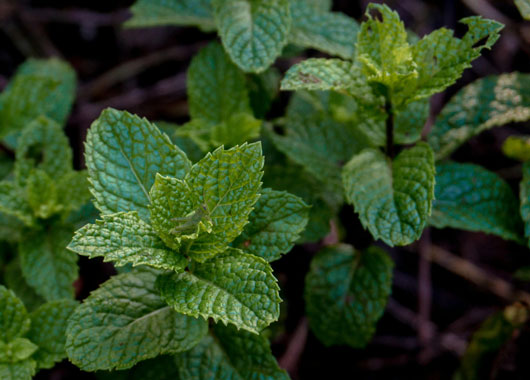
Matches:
[[385, 99, 394, 158]]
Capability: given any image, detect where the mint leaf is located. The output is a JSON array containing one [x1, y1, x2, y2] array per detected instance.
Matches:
[[184, 143, 263, 262], [428, 73, 530, 160], [126, 0, 215, 29], [213, 0, 291, 73], [342, 143, 435, 246], [19, 225, 77, 301], [305, 244, 393, 347], [157, 248, 281, 333], [66, 270, 208, 371], [0, 286, 31, 342], [502, 135, 530, 161], [149, 174, 212, 251], [431, 162, 524, 243], [56, 170, 91, 215], [269, 111, 365, 194], [26, 169, 62, 219], [289, 0, 359, 59], [68, 211, 188, 271], [177, 324, 289, 380], [28, 299, 78, 369], [233, 188, 309, 262], [85, 108, 191, 222], [516, 0, 530, 20], [281, 58, 358, 91], [0, 181, 33, 226], [0, 58, 75, 140], [15, 116, 72, 188], [188, 42, 251, 124], [0, 338, 38, 363], [210, 113, 262, 147], [0, 361, 36, 380]]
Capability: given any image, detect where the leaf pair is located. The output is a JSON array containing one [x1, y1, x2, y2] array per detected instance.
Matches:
[[0, 286, 77, 380], [126, 0, 359, 72]]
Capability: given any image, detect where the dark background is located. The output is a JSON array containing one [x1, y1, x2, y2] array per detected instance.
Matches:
[[2, 0, 530, 379]]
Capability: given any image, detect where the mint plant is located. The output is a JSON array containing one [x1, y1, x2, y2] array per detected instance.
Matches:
[[125, 0, 359, 72], [65, 108, 308, 375], [0, 286, 78, 380]]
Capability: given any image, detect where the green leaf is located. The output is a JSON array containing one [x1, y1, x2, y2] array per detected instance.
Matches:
[[0, 338, 38, 363], [305, 244, 393, 347], [454, 305, 528, 380], [516, 0, 530, 20], [26, 169, 62, 219], [210, 113, 262, 147], [177, 324, 289, 380], [157, 248, 281, 333], [502, 135, 530, 162], [27, 299, 78, 369], [342, 143, 435, 246], [15, 116, 72, 188], [407, 16, 503, 103], [188, 42, 251, 124], [0, 361, 36, 380], [56, 170, 91, 215], [0, 181, 33, 226], [66, 270, 208, 371], [520, 162, 530, 244], [85, 108, 191, 222], [281, 58, 358, 91], [247, 68, 281, 118], [0, 58, 75, 140], [4, 260, 45, 312], [149, 175, 212, 251], [184, 143, 263, 262], [356, 4, 416, 93], [430, 162, 524, 243], [269, 111, 365, 194], [69, 211, 188, 271], [18, 225, 77, 301], [126, 0, 215, 29], [289, 1, 359, 59], [233, 188, 309, 262], [213, 0, 291, 73], [0, 286, 30, 342], [428, 73, 530, 160]]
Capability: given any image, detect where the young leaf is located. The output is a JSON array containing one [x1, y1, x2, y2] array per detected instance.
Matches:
[[28, 299, 78, 369], [408, 17, 503, 103], [188, 42, 251, 124], [0, 286, 31, 342], [85, 108, 191, 222], [0, 181, 33, 226], [18, 225, 77, 301], [210, 113, 262, 147], [66, 270, 208, 371], [157, 248, 281, 333], [213, 0, 291, 73], [233, 188, 310, 262], [126, 0, 215, 29], [0, 58, 75, 140], [428, 73, 530, 160], [184, 143, 263, 262], [289, 0, 359, 59], [502, 135, 530, 162], [0, 338, 38, 363], [68, 211, 188, 271], [305, 244, 393, 347], [431, 162, 524, 243], [342, 143, 435, 246], [15, 116, 72, 188], [25, 169, 61, 219], [149, 174, 212, 251], [176, 324, 289, 380]]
